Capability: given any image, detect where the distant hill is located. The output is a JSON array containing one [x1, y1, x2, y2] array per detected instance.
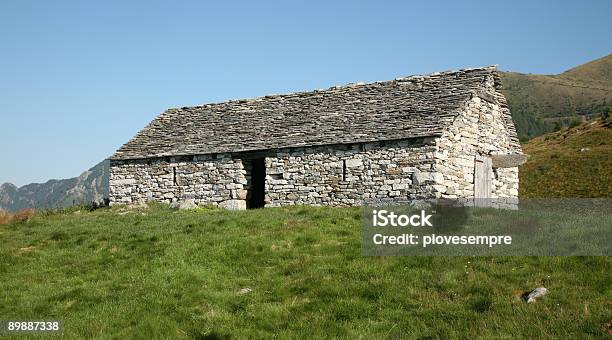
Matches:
[[519, 117, 612, 198], [0, 160, 109, 212], [500, 53, 611, 140]]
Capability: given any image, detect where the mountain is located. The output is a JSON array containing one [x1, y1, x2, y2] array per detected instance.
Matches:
[[0, 160, 109, 212], [500, 53, 611, 140], [519, 117, 612, 198]]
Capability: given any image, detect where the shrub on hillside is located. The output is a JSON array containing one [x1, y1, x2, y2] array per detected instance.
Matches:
[[569, 118, 582, 128], [13, 208, 35, 223]]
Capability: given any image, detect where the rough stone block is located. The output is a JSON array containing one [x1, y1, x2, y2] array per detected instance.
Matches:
[[412, 172, 443, 185], [345, 159, 363, 168], [219, 199, 247, 210]]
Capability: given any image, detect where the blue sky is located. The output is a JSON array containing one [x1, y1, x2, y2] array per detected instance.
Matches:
[[1, 0, 610, 186]]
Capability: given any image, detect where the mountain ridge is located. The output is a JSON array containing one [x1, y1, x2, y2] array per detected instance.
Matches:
[[0, 161, 109, 212]]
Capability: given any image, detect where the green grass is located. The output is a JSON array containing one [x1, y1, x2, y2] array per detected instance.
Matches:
[[1, 204, 610, 339]]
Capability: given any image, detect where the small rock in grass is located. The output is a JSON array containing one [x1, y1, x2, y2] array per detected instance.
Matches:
[[169, 199, 198, 210], [524, 287, 548, 303], [128, 201, 148, 210], [237, 287, 253, 295], [178, 199, 197, 210]]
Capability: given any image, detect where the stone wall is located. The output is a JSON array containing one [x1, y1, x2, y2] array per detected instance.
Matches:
[[434, 92, 521, 202], [264, 139, 438, 206], [109, 154, 248, 209], [109, 138, 444, 207]]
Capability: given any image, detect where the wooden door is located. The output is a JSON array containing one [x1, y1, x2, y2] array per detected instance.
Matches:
[[474, 155, 492, 204]]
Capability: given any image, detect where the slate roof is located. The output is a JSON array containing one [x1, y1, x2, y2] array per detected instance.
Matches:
[[110, 66, 518, 160]]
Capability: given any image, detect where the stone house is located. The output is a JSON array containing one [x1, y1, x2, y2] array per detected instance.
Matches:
[[109, 66, 524, 209]]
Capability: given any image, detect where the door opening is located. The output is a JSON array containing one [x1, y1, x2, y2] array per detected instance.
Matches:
[[247, 158, 266, 209]]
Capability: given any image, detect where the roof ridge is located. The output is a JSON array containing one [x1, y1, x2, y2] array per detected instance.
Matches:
[[171, 65, 499, 110]]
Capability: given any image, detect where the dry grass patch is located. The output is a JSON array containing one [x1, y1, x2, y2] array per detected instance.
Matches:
[[0, 208, 37, 225], [0, 209, 12, 225]]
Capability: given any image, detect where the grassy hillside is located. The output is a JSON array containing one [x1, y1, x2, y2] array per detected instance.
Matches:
[[500, 53, 611, 140], [1, 204, 610, 338], [519, 117, 612, 198], [562, 54, 612, 85]]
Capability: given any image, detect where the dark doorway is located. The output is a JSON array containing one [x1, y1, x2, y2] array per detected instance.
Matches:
[[247, 158, 266, 209]]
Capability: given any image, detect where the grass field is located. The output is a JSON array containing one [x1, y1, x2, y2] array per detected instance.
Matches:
[[1, 204, 610, 339]]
